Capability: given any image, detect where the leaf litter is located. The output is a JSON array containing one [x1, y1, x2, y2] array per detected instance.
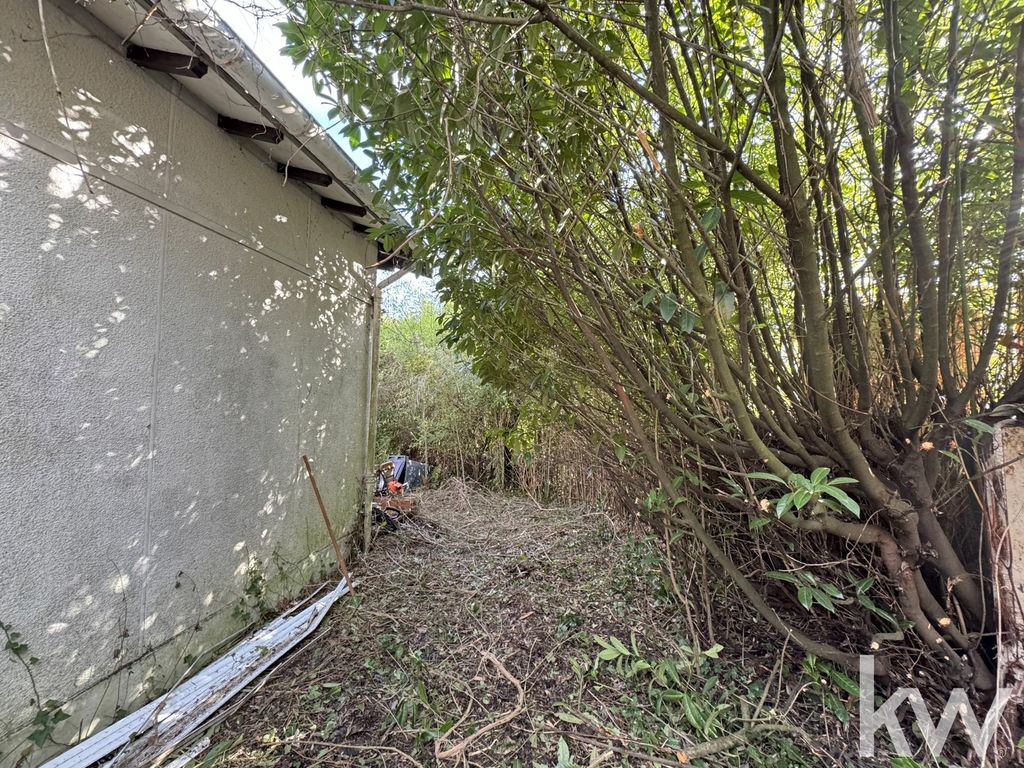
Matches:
[[199, 480, 855, 767]]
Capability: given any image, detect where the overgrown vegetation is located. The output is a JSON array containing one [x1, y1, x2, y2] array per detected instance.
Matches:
[[376, 300, 504, 479], [1, 621, 70, 763], [376, 301, 621, 505], [208, 483, 848, 767], [287, 0, 1020, 691], [280, 0, 1023, 758]]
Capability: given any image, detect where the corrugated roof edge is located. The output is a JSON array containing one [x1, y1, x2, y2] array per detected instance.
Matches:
[[137, 0, 406, 231]]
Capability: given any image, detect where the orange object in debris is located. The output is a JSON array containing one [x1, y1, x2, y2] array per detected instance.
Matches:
[[387, 480, 404, 495]]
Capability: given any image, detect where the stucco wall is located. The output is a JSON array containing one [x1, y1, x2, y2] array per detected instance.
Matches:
[[0, 0, 374, 763], [989, 426, 1024, 611]]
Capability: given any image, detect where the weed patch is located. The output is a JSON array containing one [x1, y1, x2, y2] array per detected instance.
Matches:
[[200, 482, 868, 766]]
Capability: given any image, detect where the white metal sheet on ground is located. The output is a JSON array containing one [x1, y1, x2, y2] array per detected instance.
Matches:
[[164, 736, 210, 768], [41, 578, 351, 768]]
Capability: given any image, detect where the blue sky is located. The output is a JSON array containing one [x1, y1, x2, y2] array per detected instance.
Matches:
[[213, 0, 437, 316]]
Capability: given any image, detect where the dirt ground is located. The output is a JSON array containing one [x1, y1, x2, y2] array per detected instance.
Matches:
[[200, 481, 833, 768]]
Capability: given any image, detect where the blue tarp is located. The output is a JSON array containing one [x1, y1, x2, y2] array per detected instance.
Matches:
[[388, 455, 429, 488]]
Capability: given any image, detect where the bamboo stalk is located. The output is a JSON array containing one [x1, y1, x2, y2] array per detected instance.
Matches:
[[302, 455, 355, 594]]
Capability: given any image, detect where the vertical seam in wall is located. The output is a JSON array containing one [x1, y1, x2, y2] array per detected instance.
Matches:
[[139, 84, 178, 646], [298, 196, 311, 485], [298, 196, 311, 553]]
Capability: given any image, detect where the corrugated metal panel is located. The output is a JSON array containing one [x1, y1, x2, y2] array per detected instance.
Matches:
[[41, 578, 351, 768]]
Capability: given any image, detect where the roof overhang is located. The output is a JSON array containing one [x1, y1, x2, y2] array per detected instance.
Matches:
[[73, 0, 410, 267]]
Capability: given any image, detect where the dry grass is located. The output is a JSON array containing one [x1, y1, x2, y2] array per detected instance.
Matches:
[[196, 480, 839, 768]]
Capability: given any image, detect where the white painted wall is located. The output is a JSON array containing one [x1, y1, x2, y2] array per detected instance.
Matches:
[[0, 0, 374, 762]]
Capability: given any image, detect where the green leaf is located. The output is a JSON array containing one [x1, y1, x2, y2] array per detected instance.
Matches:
[[703, 643, 724, 658], [775, 493, 794, 517], [810, 467, 829, 486], [746, 471, 785, 483], [681, 695, 705, 731], [821, 582, 845, 599], [608, 636, 630, 656], [813, 589, 835, 612], [729, 188, 770, 206], [791, 488, 813, 509], [749, 516, 772, 530], [830, 669, 861, 697], [857, 593, 877, 611], [766, 570, 801, 585], [821, 485, 860, 516], [824, 691, 850, 725], [789, 473, 811, 490], [557, 737, 571, 766], [699, 207, 722, 232], [556, 710, 584, 724], [797, 586, 814, 611], [713, 281, 736, 322], [29, 729, 49, 747], [964, 418, 994, 435], [659, 293, 678, 322], [641, 287, 658, 307], [678, 306, 697, 333], [630, 659, 651, 673]]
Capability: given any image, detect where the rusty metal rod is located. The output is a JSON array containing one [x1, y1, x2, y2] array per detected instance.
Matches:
[[302, 454, 355, 594]]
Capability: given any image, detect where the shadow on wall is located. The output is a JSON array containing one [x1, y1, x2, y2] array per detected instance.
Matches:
[[0, 16, 374, 765]]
